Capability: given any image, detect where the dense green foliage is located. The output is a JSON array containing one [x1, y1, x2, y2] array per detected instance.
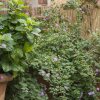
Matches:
[[29, 7, 96, 99], [6, 72, 48, 100], [0, 0, 40, 73], [2, 0, 100, 100]]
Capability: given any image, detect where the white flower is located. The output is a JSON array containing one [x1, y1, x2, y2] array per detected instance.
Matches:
[[53, 57, 58, 62], [0, 43, 6, 48], [45, 73, 50, 78], [96, 69, 99, 73], [55, 23, 59, 27], [97, 88, 100, 91], [39, 89, 45, 96], [39, 70, 46, 76], [88, 91, 95, 96]]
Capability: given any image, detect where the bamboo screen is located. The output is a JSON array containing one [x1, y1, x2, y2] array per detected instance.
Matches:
[[0, 0, 100, 37]]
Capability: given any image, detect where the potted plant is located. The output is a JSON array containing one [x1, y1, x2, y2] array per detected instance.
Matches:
[[0, 0, 41, 99]]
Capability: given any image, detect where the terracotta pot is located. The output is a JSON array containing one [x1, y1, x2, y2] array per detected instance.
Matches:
[[0, 74, 13, 100]]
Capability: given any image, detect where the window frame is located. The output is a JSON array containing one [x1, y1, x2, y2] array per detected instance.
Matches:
[[38, 0, 47, 5]]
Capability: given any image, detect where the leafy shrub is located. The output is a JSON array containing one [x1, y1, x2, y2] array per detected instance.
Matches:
[[5, 1, 99, 100], [6, 72, 48, 100], [29, 6, 97, 100], [0, 0, 40, 73], [63, 0, 81, 9]]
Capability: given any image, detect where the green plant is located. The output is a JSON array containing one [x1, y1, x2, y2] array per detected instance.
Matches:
[[6, 72, 48, 100], [0, 0, 40, 73], [63, 0, 81, 9], [30, 5, 97, 100], [63, 0, 99, 10], [89, 32, 100, 81], [4, 1, 99, 100]]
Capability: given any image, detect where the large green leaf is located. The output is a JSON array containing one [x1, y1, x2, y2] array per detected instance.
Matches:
[[24, 42, 33, 52], [2, 62, 12, 72], [0, 16, 8, 22], [13, 0, 23, 4], [15, 26, 26, 31], [26, 33, 34, 43], [0, 2, 3, 6], [11, 64, 24, 72], [0, 35, 2, 42], [2, 34, 13, 41], [31, 28, 41, 36], [11, 48, 23, 60], [17, 19, 27, 26]]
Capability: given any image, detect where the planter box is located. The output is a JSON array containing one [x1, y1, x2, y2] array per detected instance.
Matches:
[[0, 74, 13, 100]]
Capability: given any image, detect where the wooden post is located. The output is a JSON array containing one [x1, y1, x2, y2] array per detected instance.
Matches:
[[0, 83, 7, 100], [0, 74, 13, 100]]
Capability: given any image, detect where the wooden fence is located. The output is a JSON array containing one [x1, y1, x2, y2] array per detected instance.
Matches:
[[0, 0, 100, 37], [42, 4, 99, 37], [60, 3, 99, 38]]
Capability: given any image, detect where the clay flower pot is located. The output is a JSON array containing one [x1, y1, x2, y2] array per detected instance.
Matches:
[[0, 74, 13, 100]]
